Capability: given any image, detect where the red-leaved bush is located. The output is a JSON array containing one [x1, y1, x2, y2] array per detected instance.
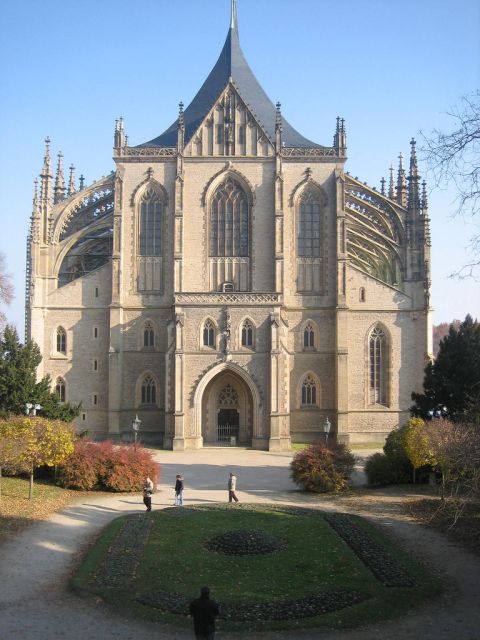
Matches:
[[57, 439, 159, 492], [290, 442, 355, 493]]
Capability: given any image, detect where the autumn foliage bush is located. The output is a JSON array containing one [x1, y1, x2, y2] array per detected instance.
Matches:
[[57, 439, 159, 492], [290, 442, 355, 493]]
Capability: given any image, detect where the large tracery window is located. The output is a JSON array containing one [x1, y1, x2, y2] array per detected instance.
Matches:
[[141, 375, 156, 405], [139, 187, 162, 256], [369, 326, 388, 405], [298, 190, 321, 257], [301, 375, 317, 406], [210, 178, 249, 257]]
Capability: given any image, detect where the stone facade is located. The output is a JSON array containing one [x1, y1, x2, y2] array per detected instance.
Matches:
[[26, 2, 432, 449]]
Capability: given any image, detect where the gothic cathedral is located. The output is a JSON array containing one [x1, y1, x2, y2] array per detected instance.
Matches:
[[26, 1, 432, 450]]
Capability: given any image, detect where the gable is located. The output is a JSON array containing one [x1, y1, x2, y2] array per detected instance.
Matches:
[[183, 83, 275, 158]]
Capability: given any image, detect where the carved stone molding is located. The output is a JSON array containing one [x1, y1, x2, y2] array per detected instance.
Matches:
[[282, 147, 337, 158], [175, 292, 281, 305]]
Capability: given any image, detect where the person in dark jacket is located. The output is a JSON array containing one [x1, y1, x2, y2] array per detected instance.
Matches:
[[189, 586, 220, 639], [174, 474, 184, 506]]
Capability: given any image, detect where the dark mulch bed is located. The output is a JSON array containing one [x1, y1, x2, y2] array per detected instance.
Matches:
[[408, 498, 480, 556]]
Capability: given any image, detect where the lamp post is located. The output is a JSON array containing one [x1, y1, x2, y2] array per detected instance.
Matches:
[[323, 416, 331, 447], [25, 403, 42, 416], [132, 414, 141, 451]]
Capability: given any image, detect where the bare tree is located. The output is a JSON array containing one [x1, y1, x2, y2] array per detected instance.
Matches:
[[421, 91, 480, 277], [0, 253, 14, 331]]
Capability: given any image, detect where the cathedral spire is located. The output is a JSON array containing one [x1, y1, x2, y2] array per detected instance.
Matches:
[[68, 164, 76, 196], [230, 0, 238, 31], [54, 151, 66, 204]]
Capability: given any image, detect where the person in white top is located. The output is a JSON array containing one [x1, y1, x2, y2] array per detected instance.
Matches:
[[228, 472, 239, 503]]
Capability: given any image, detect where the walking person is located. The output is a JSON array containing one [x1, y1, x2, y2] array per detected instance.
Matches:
[[143, 475, 154, 512], [174, 474, 184, 506], [189, 586, 220, 640], [228, 471, 239, 503]]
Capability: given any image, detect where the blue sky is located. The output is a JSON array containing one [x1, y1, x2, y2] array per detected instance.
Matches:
[[0, 0, 479, 332]]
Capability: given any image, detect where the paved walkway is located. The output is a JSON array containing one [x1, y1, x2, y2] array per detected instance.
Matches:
[[0, 449, 479, 639]]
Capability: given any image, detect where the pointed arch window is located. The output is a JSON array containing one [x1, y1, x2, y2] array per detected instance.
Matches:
[[369, 326, 388, 405], [141, 375, 156, 405], [301, 375, 317, 406], [56, 327, 66, 354], [143, 322, 155, 348], [241, 320, 253, 347], [203, 320, 215, 348], [210, 178, 249, 257], [139, 187, 162, 256], [359, 287, 366, 302], [304, 324, 315, 348], [298, 190, 321, 257], [55, 377, 66, 402]]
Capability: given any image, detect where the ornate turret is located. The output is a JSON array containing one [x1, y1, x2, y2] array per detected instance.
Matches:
[[68, 164, 76, 196], [396, 152, 408, 208], [333, 117, 347, 157], [114, 117, 125, 149], [54, 151, 66, 204], [177, 101, 185, 152], [30, 179, 40, 244], [275, 101, 283, 151]]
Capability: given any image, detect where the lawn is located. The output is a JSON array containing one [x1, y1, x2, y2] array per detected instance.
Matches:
[[72, 504, 442, 632], [0, 476, 80, 542]]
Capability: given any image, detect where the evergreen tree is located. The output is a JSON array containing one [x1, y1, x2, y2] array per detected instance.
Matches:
[[411, 315, 480, 422], [0, 326, 80, 421]]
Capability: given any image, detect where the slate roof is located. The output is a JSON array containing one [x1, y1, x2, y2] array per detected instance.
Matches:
[[138, 11, 323, 149]]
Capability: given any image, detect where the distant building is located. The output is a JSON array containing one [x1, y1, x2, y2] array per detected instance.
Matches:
[[26, 1, 432, 449]]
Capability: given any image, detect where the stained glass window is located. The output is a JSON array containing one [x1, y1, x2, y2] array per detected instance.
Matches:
[[141, 375, 156, 404], [139, 187, 162, 256], [369, 326, 388, 405], [301, 375, 317, 406], [210, 178, 249, 257], [298, 191, 321, 257], [56, 327, 66, 354]]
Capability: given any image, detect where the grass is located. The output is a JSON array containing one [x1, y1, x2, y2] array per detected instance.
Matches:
[[0, 476, 80, 542], [72, 504, 442, 632]]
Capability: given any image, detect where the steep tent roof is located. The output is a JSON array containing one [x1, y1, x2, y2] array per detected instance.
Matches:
[[138, 2, 322, 149]]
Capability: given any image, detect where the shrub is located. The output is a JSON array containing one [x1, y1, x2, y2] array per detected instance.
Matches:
[[290, 442, 355, 493], [57, 439, 159, 492], [365, 453, 403, 485]]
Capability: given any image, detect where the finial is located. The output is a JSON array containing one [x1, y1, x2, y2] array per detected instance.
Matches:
[[41, 136, 52, 175], [79, 174, 85, 190], [178, 101, 185, 128], [230, 0, 238, 31], [54, 151, 66, 204], [32, 179, 39, 214], [421, 180, 428, 209], [380, 177, 386, 196], [68, 164, 76, 196], [275, 101, 283, 130], [388, 165, 395, 198]]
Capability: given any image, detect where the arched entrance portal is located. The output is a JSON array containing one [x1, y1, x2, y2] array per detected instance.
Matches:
[[201, 371, 254, 446]]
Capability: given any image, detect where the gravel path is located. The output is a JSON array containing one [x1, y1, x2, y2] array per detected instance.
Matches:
[[1, 448, 479, 640]]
